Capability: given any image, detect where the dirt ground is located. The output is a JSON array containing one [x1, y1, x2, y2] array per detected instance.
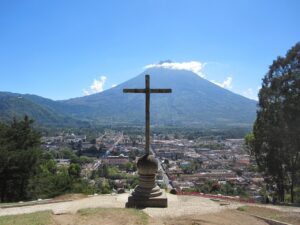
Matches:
[[52, 208, 148, 225], [0, 193, 239, 217], [51, 208, 267, 225], [239, 205, 300, 225], [151, 210, 268, 225], [1, 193, 300, 225]]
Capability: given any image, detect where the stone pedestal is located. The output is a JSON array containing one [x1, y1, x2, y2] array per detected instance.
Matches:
[[126, 154, 168, 208]]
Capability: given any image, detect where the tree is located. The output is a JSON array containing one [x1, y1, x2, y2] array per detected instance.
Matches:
[[248, 42, 300, 202], [61, 148, 80, 164], [0, 116, 41, 202], [68, 163, 81, 179]]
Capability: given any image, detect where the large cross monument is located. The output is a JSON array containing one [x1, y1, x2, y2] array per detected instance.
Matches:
[[124, 74, 171, 208]]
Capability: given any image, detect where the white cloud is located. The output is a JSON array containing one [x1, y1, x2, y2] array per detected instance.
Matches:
[[83, 89, 90, 96], [242, 88, 258, 100], [83, 76, 107, 96], [91, 76, 107, 92], [145, 61, 206, 77], [211, 76, 233, 89]]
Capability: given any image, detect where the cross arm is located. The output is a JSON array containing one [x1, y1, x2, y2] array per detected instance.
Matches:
[[123, 89, 146, 93], [150, 89, 172, 93], [123, 88, 172, 93]]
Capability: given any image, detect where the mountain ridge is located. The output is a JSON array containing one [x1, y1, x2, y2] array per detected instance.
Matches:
[[0, 68, 257, 128], [0, 92, 89, 127], [62, 68, 257, 127]]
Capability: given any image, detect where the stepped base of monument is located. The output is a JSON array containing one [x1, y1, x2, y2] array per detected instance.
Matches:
[[126, 189, 168, 208]]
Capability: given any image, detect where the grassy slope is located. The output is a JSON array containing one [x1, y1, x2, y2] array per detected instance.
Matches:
[[0, 205, 299, 225], [0, 211, 54, 225], [0, 208, 149, 225], [237, 205, 300, 225]]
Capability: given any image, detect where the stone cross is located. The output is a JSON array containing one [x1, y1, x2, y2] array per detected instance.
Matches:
[[123, 75, 172, 155]]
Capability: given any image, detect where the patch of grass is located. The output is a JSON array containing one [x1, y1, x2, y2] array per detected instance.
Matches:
[[0, 203, 14, 207], [78, 208, 149, 225], [238, 205, 300, 225], [127, 208, 149, 225], [0, 208, 149, 225], [237, 206, 246, 211], [0, 211, 54, 225], [239, 205, 282, 219]]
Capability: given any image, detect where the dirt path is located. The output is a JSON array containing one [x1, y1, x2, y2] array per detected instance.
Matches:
[[0, 193, 241, 218], [150, 210, 269, 225], [1, 193, 299, 225], [51, 209, 268, 225], [52, 208, 148, 225], [143, 193, 242, 218], [0, 194, 126, 216]]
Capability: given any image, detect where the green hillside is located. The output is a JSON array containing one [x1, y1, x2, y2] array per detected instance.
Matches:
[[0, 68, 257, 128], [0, 92, 89, 127]]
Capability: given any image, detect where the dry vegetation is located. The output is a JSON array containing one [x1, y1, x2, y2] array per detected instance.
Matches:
[[150, 210, 268, 225], [0, 208, 149, 225], [0, 205, 299, 225], [0, 211, 54, 225], [237, 205, 300, 225]]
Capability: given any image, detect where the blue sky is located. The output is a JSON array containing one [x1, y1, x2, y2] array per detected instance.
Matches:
[[0, 0, 299, 100]]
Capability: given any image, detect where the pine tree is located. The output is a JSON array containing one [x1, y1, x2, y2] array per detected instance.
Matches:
[[0, 116, 41, 202]]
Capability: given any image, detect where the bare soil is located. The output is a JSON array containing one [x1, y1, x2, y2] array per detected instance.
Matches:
[[1, 194, 299, 225], [239, 205, 300, 225], [52, 208, 148, 225], [151, 209, 268, 225], [51, 209, 268, 225]]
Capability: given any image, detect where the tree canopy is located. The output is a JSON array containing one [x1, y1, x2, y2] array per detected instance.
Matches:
[[0, 116, 98, 202], [247, 42, 300, 203], [0, 116, 41, 202]]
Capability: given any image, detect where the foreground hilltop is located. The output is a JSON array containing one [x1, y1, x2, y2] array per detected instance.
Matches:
[[0, 68, 257, 128], [0, 193, 299, 225]]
